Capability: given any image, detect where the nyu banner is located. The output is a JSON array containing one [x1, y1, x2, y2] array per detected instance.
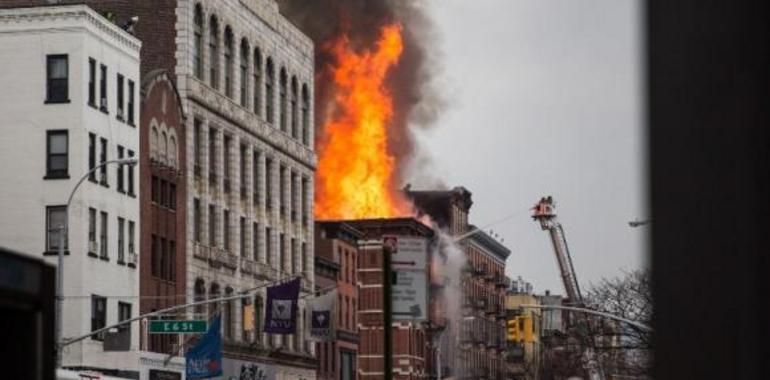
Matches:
[[186, 314, 222, 379], [307, 289, 337, 341], [264, 278, 300, 334]]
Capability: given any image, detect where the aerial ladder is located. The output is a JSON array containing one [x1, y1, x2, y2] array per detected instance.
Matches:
[[532, 196, 605, 380]]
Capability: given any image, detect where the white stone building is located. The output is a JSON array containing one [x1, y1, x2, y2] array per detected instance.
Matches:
[[179, 0, 316, 378], [0, 5, 141, 375]]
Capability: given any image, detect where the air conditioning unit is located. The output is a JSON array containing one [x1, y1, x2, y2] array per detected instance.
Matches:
[[100, 98, 107, 109], [127, 252, 138, 265], [88, 240, 98, 254]]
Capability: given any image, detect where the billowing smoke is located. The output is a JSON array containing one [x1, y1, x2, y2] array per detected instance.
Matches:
[[278, 0, 444, 184]]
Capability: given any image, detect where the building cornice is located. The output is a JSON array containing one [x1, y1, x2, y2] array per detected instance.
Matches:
[[0, 5, 141, 54], [469, 226, 511, 262]]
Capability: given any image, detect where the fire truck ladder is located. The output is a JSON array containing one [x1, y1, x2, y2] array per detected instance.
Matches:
[[532, 196, 605, 380]]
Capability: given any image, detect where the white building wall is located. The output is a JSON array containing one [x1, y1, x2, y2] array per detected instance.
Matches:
[[0, 5, 141, 373], [175, 0, 317, 363]]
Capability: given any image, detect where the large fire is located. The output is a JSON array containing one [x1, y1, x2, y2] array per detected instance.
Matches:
[[315, 24, 411, 219]]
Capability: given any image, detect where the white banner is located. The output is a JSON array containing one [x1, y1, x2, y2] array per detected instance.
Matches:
[[307, 289, 337, 341]]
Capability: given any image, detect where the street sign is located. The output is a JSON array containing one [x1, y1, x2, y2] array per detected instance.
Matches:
[[149, 320, 207, 334]]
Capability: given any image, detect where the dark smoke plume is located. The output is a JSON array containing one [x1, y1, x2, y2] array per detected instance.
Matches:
[[278, 0, 445, 185]]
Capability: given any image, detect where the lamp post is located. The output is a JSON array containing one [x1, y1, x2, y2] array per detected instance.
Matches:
[[56, 157, 138, 367]]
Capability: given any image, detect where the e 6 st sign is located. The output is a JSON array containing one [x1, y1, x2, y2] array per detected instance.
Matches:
[[149, 320, 207, 334]]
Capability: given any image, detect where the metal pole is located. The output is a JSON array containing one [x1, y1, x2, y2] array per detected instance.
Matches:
[[518, 304, 653, 332], [55, 158, 137, 368]]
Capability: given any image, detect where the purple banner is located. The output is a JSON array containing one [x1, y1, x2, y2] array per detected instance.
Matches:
[[263, 278, 300, 334]]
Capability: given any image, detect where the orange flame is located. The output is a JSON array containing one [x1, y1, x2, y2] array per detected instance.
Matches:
[[315, 24, 410, 219]]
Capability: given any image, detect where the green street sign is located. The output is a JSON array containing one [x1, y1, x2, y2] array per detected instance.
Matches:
[[149, 320, 207, 334]]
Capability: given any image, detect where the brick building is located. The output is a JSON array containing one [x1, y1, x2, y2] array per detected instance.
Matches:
[[408, 187, 511, 380], [1, 0, 317, 377], [138, 70, 188, 377], [343, 218, 435, 380], [314, 221, 363, 380]]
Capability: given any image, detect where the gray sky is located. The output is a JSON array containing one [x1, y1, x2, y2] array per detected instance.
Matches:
[[412, 0, 648, 294]]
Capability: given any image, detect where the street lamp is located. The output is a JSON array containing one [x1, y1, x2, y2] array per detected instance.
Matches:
[[56, 157, 138, 367]]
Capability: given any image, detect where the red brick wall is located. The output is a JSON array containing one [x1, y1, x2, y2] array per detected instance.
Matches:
[[138, 72, 187, 353]]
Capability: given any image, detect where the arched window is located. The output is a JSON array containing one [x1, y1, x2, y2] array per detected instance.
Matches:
[[150, 125, 159, 158], [193, 4, 204, 79], [208, 15, 219, 89], [161, 131, 168, 163], [209, 282, 220, 320], [265, 58, 274, 124], [169, 135, 177, 168], [253, 48, 262, 116], [279, 68, 287, 132], [290, 76, 298, 139], [223, 26, 234, 97], [301, 84, 309, 145], [240, 38, 249, 107], [194, 278, 206, 317]]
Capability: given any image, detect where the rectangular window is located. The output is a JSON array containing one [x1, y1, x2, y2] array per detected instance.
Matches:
[[128, 221, 135, 258], [194, 119, 202, 174], [223, 209, 230, 251], [118, 302, 131, 333], [240, 217, 246, 257], [160, 180, 168, 207], [265, 158, 272, 210], [240, 145, 247, 197], [46, 206, 67, 252], [127, 150, 135, 195], [99, 64, 107, 112], [252, 151, 260, 204], [194, 198, 201, 243], [169, 183, 177, 210], [88, 133, 96, 182], [100, 211, 108, 259], [127, 80, 135, 125], [46, 55, 68, 103], [117, 74, 124, 120], [209, 205, 216, 246], [265, 227, 272, 265], [117, 217, 125, 263], [208, 128, 217, 183], [88, 58, 96, 107], [151, 235, 160, 278], [46, 130, 68, 179], [279, 233, 285, 272], [117, 145, 125, 192], [290, 172, 297, 222], [91, 295, 106, 340], [151, 176, 159, 203], [302, 177, 309, 226], [99, 138, 108, 186], [88, 208, 97, 254], [252, 222, 259, 261], [169, 240, 176, 281], [279, 165, 285, 216], [223, 135, 231, 191]]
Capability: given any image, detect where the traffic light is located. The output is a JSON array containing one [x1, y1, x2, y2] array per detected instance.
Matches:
[[507, 318, 520, 342], [522, 315, 534, 343]]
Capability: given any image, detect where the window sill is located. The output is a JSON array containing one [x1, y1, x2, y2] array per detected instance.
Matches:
[[127, 262, 136, 269], [87, 251, 98, 258], [116, 115, 125, 122], [43, 250, 69, 256], [88, 177, 98, 184], [43, 174, 70, 180], [128, 122, 136, 128], [98, 255, 109, 262], [118, 188, 126, 194], [100, 181, 109, 188], [128, 192, 136, 198], [100, 106, 109, 115], [45, 98, 71, 104], [88, 102, 97, 109], [117, 260, 126, 266]]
